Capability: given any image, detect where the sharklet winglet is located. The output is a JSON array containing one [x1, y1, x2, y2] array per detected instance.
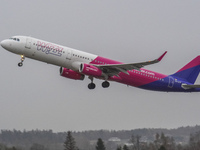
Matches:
[[157, 51, 167, 61]]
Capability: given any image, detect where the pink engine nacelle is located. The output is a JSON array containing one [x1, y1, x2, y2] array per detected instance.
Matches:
[[79, 63, 102, 77], [60, 67, 85, 80]]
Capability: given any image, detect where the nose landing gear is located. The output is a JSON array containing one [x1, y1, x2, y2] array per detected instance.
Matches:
[[18, 55, 25, 67]]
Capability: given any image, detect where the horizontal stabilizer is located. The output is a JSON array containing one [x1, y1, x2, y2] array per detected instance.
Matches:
[[182, 84, 200, 89]]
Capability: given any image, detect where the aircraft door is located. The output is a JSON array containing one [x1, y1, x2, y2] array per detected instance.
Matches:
[[25, 38, 32, 49], [168, 76, 174, 88], [63, 49, 72, 68], [66, 49, 72, 60]]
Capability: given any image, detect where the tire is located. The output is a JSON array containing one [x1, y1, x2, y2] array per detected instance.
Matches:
[[18, 62, 23, 67], [88, 83, 96, 89], [102, 81, 110, 88]]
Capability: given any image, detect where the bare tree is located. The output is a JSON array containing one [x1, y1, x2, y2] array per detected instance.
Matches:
[[130, 134, 141, 150]]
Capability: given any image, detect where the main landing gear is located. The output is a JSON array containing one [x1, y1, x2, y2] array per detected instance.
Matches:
[[18, 55, 25, 67], [88, 76, 95, 89], [88, 83, 96, 90], [102, 81, 110, 88], [88, 76, 110, 90]]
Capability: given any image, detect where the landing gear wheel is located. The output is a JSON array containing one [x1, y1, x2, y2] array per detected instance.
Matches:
[[102, 81, 110, 88], [18, 62, 23, 67], [18, 55, 25, 67], [88, 83, 96, 89]]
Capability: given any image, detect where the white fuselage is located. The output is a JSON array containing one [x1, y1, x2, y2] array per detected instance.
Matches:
[[2, 36, 97, 71]]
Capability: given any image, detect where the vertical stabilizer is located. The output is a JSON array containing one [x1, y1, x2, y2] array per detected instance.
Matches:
[[171, 56, 200, 84]]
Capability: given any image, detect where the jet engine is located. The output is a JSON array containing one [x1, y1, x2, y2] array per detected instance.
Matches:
[[79, 63, 102, 77], [60, 67, 85, 80]]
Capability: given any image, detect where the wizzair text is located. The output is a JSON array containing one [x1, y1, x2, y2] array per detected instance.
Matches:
[[37, 41, 63, 57]]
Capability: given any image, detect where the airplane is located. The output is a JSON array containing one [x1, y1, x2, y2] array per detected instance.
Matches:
[[1, 35, 200, 92]]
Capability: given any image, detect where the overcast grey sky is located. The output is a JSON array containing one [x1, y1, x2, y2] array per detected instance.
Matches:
[[1, 1, 200, 132]]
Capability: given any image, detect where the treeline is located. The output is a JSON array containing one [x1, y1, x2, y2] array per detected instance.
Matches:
[[0, 125, 200, 150], [65, 131, 200, 150], [0, 143, 18, 150], [0, 130, 64, 150], [64, 131, 200, 150], [2, 132, 200, 150], [115, 132, 200, 150]]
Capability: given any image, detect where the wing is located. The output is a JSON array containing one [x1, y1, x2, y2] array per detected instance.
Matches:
[[93, 51, 167, 77]]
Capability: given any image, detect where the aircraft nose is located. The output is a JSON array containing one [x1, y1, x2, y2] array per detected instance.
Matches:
[[1, 40, 10, 49], [1, 40, 6, 48]]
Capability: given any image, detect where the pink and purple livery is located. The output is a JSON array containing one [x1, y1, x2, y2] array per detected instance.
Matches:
[[1, 36, 200, 92]]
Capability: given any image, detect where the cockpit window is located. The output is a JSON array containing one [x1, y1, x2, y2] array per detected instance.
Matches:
[[9, 37, 20, 41]]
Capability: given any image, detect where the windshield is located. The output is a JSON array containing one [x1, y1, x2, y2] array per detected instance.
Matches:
[[9, 37, 20, 41]]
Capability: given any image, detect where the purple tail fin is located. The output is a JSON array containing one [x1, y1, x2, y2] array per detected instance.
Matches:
[[171, 56, 200, 84]]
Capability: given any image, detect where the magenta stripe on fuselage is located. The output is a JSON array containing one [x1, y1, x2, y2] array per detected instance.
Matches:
[[90, 56, 167, 87]]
